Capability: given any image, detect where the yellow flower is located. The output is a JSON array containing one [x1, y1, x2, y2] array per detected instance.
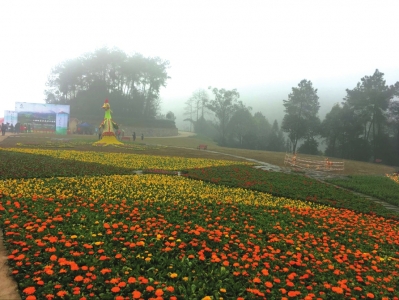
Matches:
[[145, 257, 151, 262], [220, 288, 226, 293], [183, 277, 189, 281], [70, 235, 77, 239], [202, 297, 212, 300], [170, 273, 178, 278]]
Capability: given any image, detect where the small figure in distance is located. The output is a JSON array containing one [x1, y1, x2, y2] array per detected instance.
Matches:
[[132, 131, 136, 141], [141, 133, 144, 140]]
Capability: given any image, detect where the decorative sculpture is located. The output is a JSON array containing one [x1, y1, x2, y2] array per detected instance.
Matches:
[[93, 99, 123, 145]]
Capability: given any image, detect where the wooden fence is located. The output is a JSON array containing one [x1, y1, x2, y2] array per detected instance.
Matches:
[[284, 153, 344, 172]]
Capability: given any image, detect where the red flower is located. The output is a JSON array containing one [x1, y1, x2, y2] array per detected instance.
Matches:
[[128, 277, 137, 284], [146, 286, 155, 292], [23, 287, 36, 295]]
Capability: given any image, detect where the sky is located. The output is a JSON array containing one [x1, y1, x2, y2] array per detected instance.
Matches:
[[1, 0, 399, 129]]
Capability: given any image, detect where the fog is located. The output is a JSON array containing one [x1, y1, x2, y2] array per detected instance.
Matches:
[[1, 0, 399, 129], [166, 70, 399, 130]]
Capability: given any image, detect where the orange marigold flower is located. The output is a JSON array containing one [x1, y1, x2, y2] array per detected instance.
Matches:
[[111, 286, 120, 293], [56, 290, 67, 297], [253, 277, 261, 283], [166, 286, 174, 292], [74, 275, 84, 282], [23, 287, 36, 295], [26, 296, 37, 300], [265, 281, 273, 288], [146, 286, 155, 292], [128, 277, 136, 284], [100, 268, 111, 275], [367, 293, 375, 299], [132, 290, 141, 299], [155, 289, 164, 296], [288, 291, 300, 297], [332, 287, 344, 294]]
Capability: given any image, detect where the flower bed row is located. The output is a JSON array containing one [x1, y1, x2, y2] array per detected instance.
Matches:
[[327, 175, 399, 207], [184, 165, 399, 220], [0, 148, 249, 175], [1, 174, 398, 299]]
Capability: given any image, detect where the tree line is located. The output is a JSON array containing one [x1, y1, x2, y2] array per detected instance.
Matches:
[[184, 87, 287, 152], [185, 70, 399, 165], [45, 49, 398, 164], [45, 47, 170, 123]]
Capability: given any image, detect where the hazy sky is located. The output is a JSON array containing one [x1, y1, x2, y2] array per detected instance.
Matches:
[[1, 0, 399, 128]]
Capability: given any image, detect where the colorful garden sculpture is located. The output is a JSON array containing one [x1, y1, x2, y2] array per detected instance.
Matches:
[[93, 99, 123, 145]]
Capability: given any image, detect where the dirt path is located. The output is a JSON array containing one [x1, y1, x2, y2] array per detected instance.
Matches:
[[0, 231, 21, 300]]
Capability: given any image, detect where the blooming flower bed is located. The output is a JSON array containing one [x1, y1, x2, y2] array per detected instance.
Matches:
[[328, 174, 399, 207], [185, 165, 399, 220], [0, 148, 398, 299]]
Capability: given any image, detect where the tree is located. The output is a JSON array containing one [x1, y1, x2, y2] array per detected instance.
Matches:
[[282, 79, 320, 153], [253, 112, 272, 150], [166, 111, 176, 121], [183, 89, 210, 133], [45, 47, 170, 121], [321, 103, 344, 157], [267, 120, 286, 152], [206, 87, 241, 146], [226, 104, 256, 148], [343, 69, 399, 160]]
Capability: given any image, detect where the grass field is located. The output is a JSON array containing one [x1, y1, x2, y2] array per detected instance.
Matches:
[[0, 133, 398, 300]]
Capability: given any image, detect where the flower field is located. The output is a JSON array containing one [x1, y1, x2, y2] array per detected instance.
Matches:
[[327, 175, 399, 207], [0, 148, 398, 300]]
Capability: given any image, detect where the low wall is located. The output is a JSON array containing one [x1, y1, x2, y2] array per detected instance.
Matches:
[[119, 126, 178, 138]]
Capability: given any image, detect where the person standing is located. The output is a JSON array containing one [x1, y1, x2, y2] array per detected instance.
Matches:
[[1, 123, 5, 136], [141, 133, 144, 140], [132, 132, 136, 141]]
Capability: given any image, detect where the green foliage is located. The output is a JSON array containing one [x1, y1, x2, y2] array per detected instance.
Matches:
[[327, 175, 399, 207], [0, 150, 134, 179], [282, 79, 320, 153], [206, 87, 241, 146], [185, 165, 399, 219], [45, 47, 170, 120], [297, 137, 319, 155], [341, 69, 399, 161]]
